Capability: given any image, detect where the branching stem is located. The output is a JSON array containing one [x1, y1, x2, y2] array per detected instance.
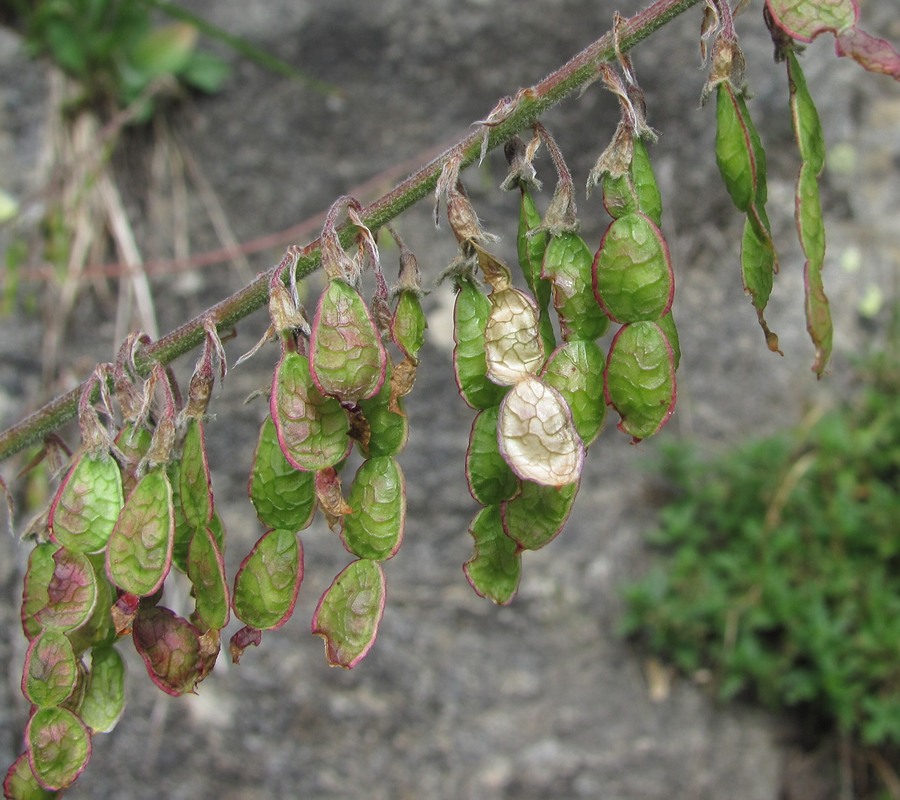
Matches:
[[0, 0, 702, 463]]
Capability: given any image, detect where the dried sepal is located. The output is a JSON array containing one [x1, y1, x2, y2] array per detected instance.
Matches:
[[315, 467, 352, 530]]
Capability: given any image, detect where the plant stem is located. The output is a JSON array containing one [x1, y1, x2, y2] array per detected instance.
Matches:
[[0, 0, 702, 463]]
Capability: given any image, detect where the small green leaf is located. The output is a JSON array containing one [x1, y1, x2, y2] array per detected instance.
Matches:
[[49, 453, 123, 554], [22, 630, 78, 708], [312, 559, 386, 668], [105, 467, 174, 598], [501, 479, 579, 551], [310, 279, 387, 401], [542, 231, 610, 341], [604, 321, 677, 441], [541, 339, 607, 447], [132, 606, 202, 697], [180, 50, 230, 93], [497, 376, 584, 487], [249, 416, 317, 531], [77, 645, 126, 734], [232, 529, 302, 631], [4, 752, 57, 799], [187, 526, 231, 631], [466, 406, 520, 505], [463, 505, 521, 604], [592, 212, 674, 324], [26, 707, 91, 791], [129, 23, 199, 80], [452, 278, 509, 409], [341, 457, 405, 561], [271, 351, 351, 471]]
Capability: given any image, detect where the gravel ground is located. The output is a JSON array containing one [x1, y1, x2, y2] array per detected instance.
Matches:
[[1, 1, 898, 798]]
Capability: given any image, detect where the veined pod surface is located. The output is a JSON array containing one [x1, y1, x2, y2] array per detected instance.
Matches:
[[592, 212, 674, 324], [497, 376, 584, 487], [656, 311, 681, 372], [341, 456, 405, 561], [77, 645, 126, 734], [715, 82, 759, 213], [187, 525, 231, 631], [49, 453, 123, 554], [541, 339, 606, 447], [463, 504, 521, 605], [105, 466, 174, 598], [271, 350, 351, 472], [4, 751, 58, 799], [26, 706, 91, 791], [604, 321, 677, 442], [601, 137, 663, 227], [132, 605, 202, 696], [178, 418, 214, 531], [517, 189, 556, 353], [22, 628, 78, 707], [501, 479, 579, 551], [21, 544, 58, 640], [484, 287, 545, 385], [358, 360, 409, 458], [312, 558, 386, 669], [232, 529, 302, 631], [391, 291, 427, 362], [249, 416, 317, 532], [466, 405, 520, 505], [64, 554, 115, 655], [310, 278, 387, 401], [453, 278, 508, 409], [541, 231, 610, 342], [35, 547, 98, 633]]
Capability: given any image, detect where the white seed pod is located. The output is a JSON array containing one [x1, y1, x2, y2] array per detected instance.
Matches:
[[497, 376, 584, 487], [484, 287, 545, 386]]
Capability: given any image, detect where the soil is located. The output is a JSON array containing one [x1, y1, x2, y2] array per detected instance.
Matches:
[[0, 1, 898, 798]]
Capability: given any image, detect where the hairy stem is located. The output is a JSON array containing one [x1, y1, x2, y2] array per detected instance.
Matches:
[[0, 0, 702, 463]]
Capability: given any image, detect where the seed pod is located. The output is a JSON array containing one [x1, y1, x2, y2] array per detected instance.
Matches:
[[484, 287, 545, 385], [22, 629, 78, 707], [466, 406, 520, 505], [64, 554, 115, 655], [452, 278, 508, 409], [629, 137, 663, 227], [105, 466, 174, 598], [357, 360, 409, 458], [26, 706, 91, 791], [715, 82, 759, 213], [271, 350, 351, 472], [341, 456, 405, 561], [187, 525, 231, 631], [497, 376, 584, 487], [249, 416, 317, 532], [177, 418, 214, 531], [76, 645, 126, 734], [541, 340, 606, 447], [132, 605, 202, 696], [309, 279, 387, 401], [115, 423, 152, 496], [656, 311, 681, 372], [21, 544, 58, 640], [542, 231, 610, 342], [517, 189, 556, 353], [4, 751, 57, 799], [604, 321, 677, 441], [593, 212, 674, 324], [463, 505, 521, 604], [501, 479, 579, 551], [391, 290, 427, 362], [312, 558, 386, 669], [35, 548, 98, 633], [741, 213, 779, 352], [49, 453, 123, 554], [232, 529, 303, 631]]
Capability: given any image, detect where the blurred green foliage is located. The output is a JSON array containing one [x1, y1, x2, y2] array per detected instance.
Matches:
[[621, 330, 900, 746]]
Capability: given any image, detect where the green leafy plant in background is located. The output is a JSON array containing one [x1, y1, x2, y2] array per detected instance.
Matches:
[[0, 0, 897, 795], [621, 318, 900, 770]]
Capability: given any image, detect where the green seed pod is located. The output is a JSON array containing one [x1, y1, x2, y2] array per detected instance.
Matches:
[[341, 456, 405, 561], [312, 558, 386, 668], [541, 231, 610, 342], [22, 629, 78, 707], [484, 287, 545, 385], [541, 340, 606, 447], [715, 82, 758, 213], [77, 645, 126, 734], [271, 350, 352, 472], [105, 466, 174, 598], [656, 311, 681, 373], [26, 706, 91, 791], [310, 278, 387, 401], [232, 529, 303, 631], [517, 189, 556, 353], [187, 525, 231, 631], [49, 453, 123, 554], [358, 360, 409, 458], [35, 548, 98, 633], [132, 605, 202, 696], [21, 544, 60, 640], [178, 418, 214, 531], [4, 751, 58, 799], [601, 171, 638, 221], [61, 554, 115, 655], [466, 405, 520, 505], [463, 504, 521, 605], [496, 376, 584, 487], [604, 321, 677, 442], [452, 278, 508, 409], [592, 212, 674, 324], [391, 290, 427, 362], [501, 479, 579, 551], [249, 416, 317, 531], [629, 137, 663, 227]]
